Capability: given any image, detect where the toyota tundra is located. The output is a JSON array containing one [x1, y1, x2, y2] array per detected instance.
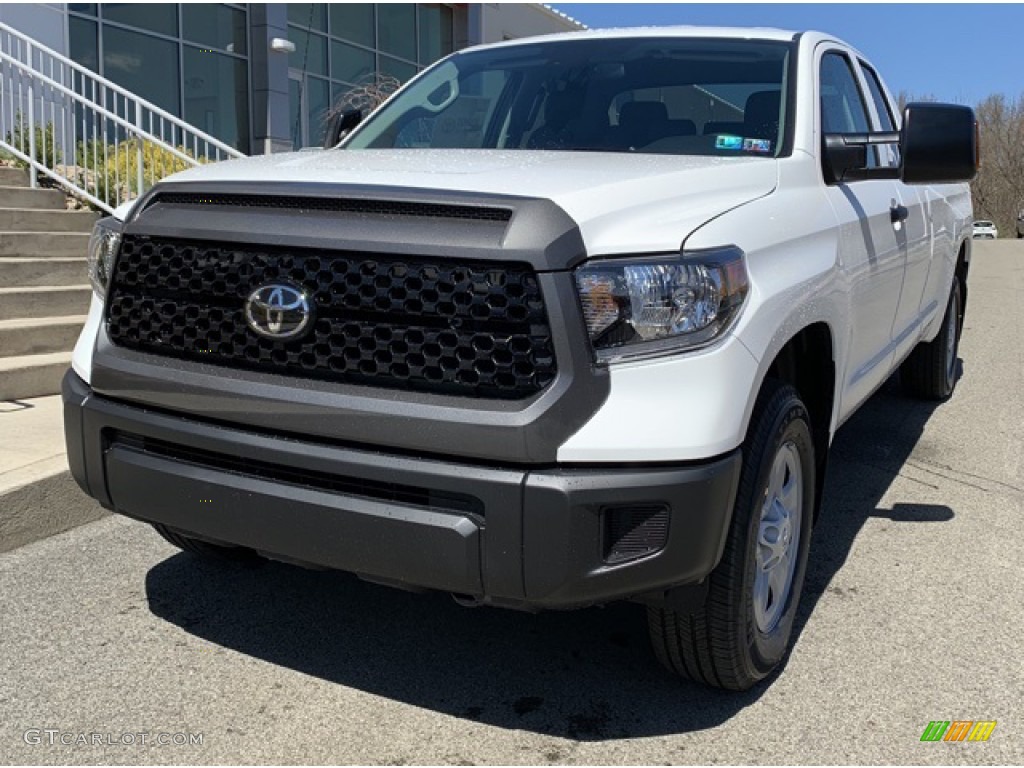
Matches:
[[64, 27, 977, 690]]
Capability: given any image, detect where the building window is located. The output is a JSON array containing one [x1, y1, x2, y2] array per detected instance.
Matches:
[[287, 26, 328, 77], [182, 4, 248, 55], [330, 40, 375, 84], [103, 3, 178, 37], [183, 46, 249, 153], [288, 3, 327, 33], [376, 4, 416, 61], [67, 3, 251, 153], [329, 4, 374, 49], [418, 4, 454, 65], [68, 15, 99, 73], [102, 24, 181, 115], [287, 3, 457, 147]]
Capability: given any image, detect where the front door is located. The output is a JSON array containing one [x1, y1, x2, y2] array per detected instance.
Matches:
[[818, 49, 907, 416]]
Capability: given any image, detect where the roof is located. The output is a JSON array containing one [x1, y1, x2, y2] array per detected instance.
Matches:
[[538, 4, 588, 30], [472, 25, 801, 52], [459, 26, 864, 62]]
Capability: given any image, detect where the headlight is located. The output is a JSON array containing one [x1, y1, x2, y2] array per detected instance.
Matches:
[[575, 246, 749, 362], [87, 217, 122, 298]]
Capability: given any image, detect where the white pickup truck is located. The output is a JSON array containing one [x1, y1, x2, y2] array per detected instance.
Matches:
[[65, 27, 976, 690]]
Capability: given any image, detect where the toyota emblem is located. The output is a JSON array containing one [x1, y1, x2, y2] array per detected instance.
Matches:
[[245, 283, 312, 340]]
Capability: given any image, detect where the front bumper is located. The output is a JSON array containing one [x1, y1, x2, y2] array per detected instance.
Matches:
[[63, 370, 741, 609]]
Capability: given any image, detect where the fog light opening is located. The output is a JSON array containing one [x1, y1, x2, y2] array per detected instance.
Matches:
[[602, 504, 670, 564]]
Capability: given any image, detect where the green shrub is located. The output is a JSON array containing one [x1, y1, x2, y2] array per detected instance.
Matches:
[[75, 137, 203, 209], [3, 113, 61, 169]]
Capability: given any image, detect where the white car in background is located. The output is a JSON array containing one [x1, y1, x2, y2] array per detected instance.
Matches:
[[972, 220, 998, 239]]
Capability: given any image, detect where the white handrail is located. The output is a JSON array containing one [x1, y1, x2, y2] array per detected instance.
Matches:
[[0, 20, 245, 213]]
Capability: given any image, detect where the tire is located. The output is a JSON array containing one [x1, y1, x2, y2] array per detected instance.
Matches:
[[648, 381, 816, 691], [151, 523, 262, 564], [900, 279, 962, 400]]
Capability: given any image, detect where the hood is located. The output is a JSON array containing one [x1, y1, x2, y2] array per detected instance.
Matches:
[[161, 149, 778, 255]]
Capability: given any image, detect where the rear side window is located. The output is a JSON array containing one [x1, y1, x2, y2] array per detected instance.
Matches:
[[860, 62, 899, 167], [859, 63, 896, 131]]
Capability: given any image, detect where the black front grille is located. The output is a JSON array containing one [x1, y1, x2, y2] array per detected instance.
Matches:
[[107, 235, 557, 399]]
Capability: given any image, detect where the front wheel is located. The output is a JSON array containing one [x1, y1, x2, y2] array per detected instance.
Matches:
[[648, 381, 815, 691]]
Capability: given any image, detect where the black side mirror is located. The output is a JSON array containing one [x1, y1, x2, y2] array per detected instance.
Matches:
[[900, 102, 977, 184], [823, 102, 977, 185], [323, 108, 363, 148], [822, 133, 878, 184]]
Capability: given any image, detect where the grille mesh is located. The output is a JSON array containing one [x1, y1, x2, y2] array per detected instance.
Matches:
[[149, 192, 514, 222], [106, 235, 556, 399]]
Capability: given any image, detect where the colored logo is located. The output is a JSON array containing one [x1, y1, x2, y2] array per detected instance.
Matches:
[[920, 721, 996, 742], [245, 283, 312, 340]]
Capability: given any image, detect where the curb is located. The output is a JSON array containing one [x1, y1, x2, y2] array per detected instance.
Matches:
[[0, 455, 109, 553]]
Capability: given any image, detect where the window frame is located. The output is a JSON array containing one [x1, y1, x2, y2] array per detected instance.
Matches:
[[345, 35, 803, 158], [66, 3, 253, 153], [816, 47, 880, 183], [857, 59, 901, 168]]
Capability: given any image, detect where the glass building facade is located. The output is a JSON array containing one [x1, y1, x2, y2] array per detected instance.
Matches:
[[68, 3, 252, 152], [0, 3, 581, 154], [285, 3, 456, 148]]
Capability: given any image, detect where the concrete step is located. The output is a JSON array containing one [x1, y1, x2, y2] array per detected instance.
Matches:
[[0, 166, 29, 187], [0, 315, 85, 358], [0, 257, 88, 287], [0, 351, 72, 400], [0, 208, 98, 233], [0, 396, 108, 553], [0, 285, 91, 320], [0, 185, 67, 210], [0, 231, 90, 258]]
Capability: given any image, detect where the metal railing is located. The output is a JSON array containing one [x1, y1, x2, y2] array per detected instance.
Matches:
[[0, 21, 244, 213]]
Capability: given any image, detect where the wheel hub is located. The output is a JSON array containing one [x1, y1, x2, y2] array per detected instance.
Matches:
[[945, 292, 958, 384], [754, 441, 803, 633]]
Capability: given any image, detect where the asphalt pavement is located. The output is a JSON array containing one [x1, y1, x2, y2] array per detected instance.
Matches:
[[1, 240, 1022, 765]]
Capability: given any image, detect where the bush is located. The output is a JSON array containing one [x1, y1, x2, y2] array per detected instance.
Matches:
[[2, 113, 205, 210], [3, 113, 61, 169], [75, 137, 202, 208], [107, 139, 196, 196]]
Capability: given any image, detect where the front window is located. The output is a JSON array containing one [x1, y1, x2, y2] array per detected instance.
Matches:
[[345, 37, 792, 157]]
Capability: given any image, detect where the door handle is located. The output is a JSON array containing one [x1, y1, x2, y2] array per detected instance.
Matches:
[[890, 204, 909, 224]]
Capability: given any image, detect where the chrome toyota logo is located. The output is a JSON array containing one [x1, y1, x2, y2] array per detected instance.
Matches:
[[245, 283, 312, 340]]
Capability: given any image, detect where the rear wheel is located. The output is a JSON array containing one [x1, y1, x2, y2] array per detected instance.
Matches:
[[648, 381, 815, 691], [152, 523, 262, 564], [900, 279, 962, 400]]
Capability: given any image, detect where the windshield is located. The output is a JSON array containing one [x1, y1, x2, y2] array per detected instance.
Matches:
[[345, 37, 792, 157]]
